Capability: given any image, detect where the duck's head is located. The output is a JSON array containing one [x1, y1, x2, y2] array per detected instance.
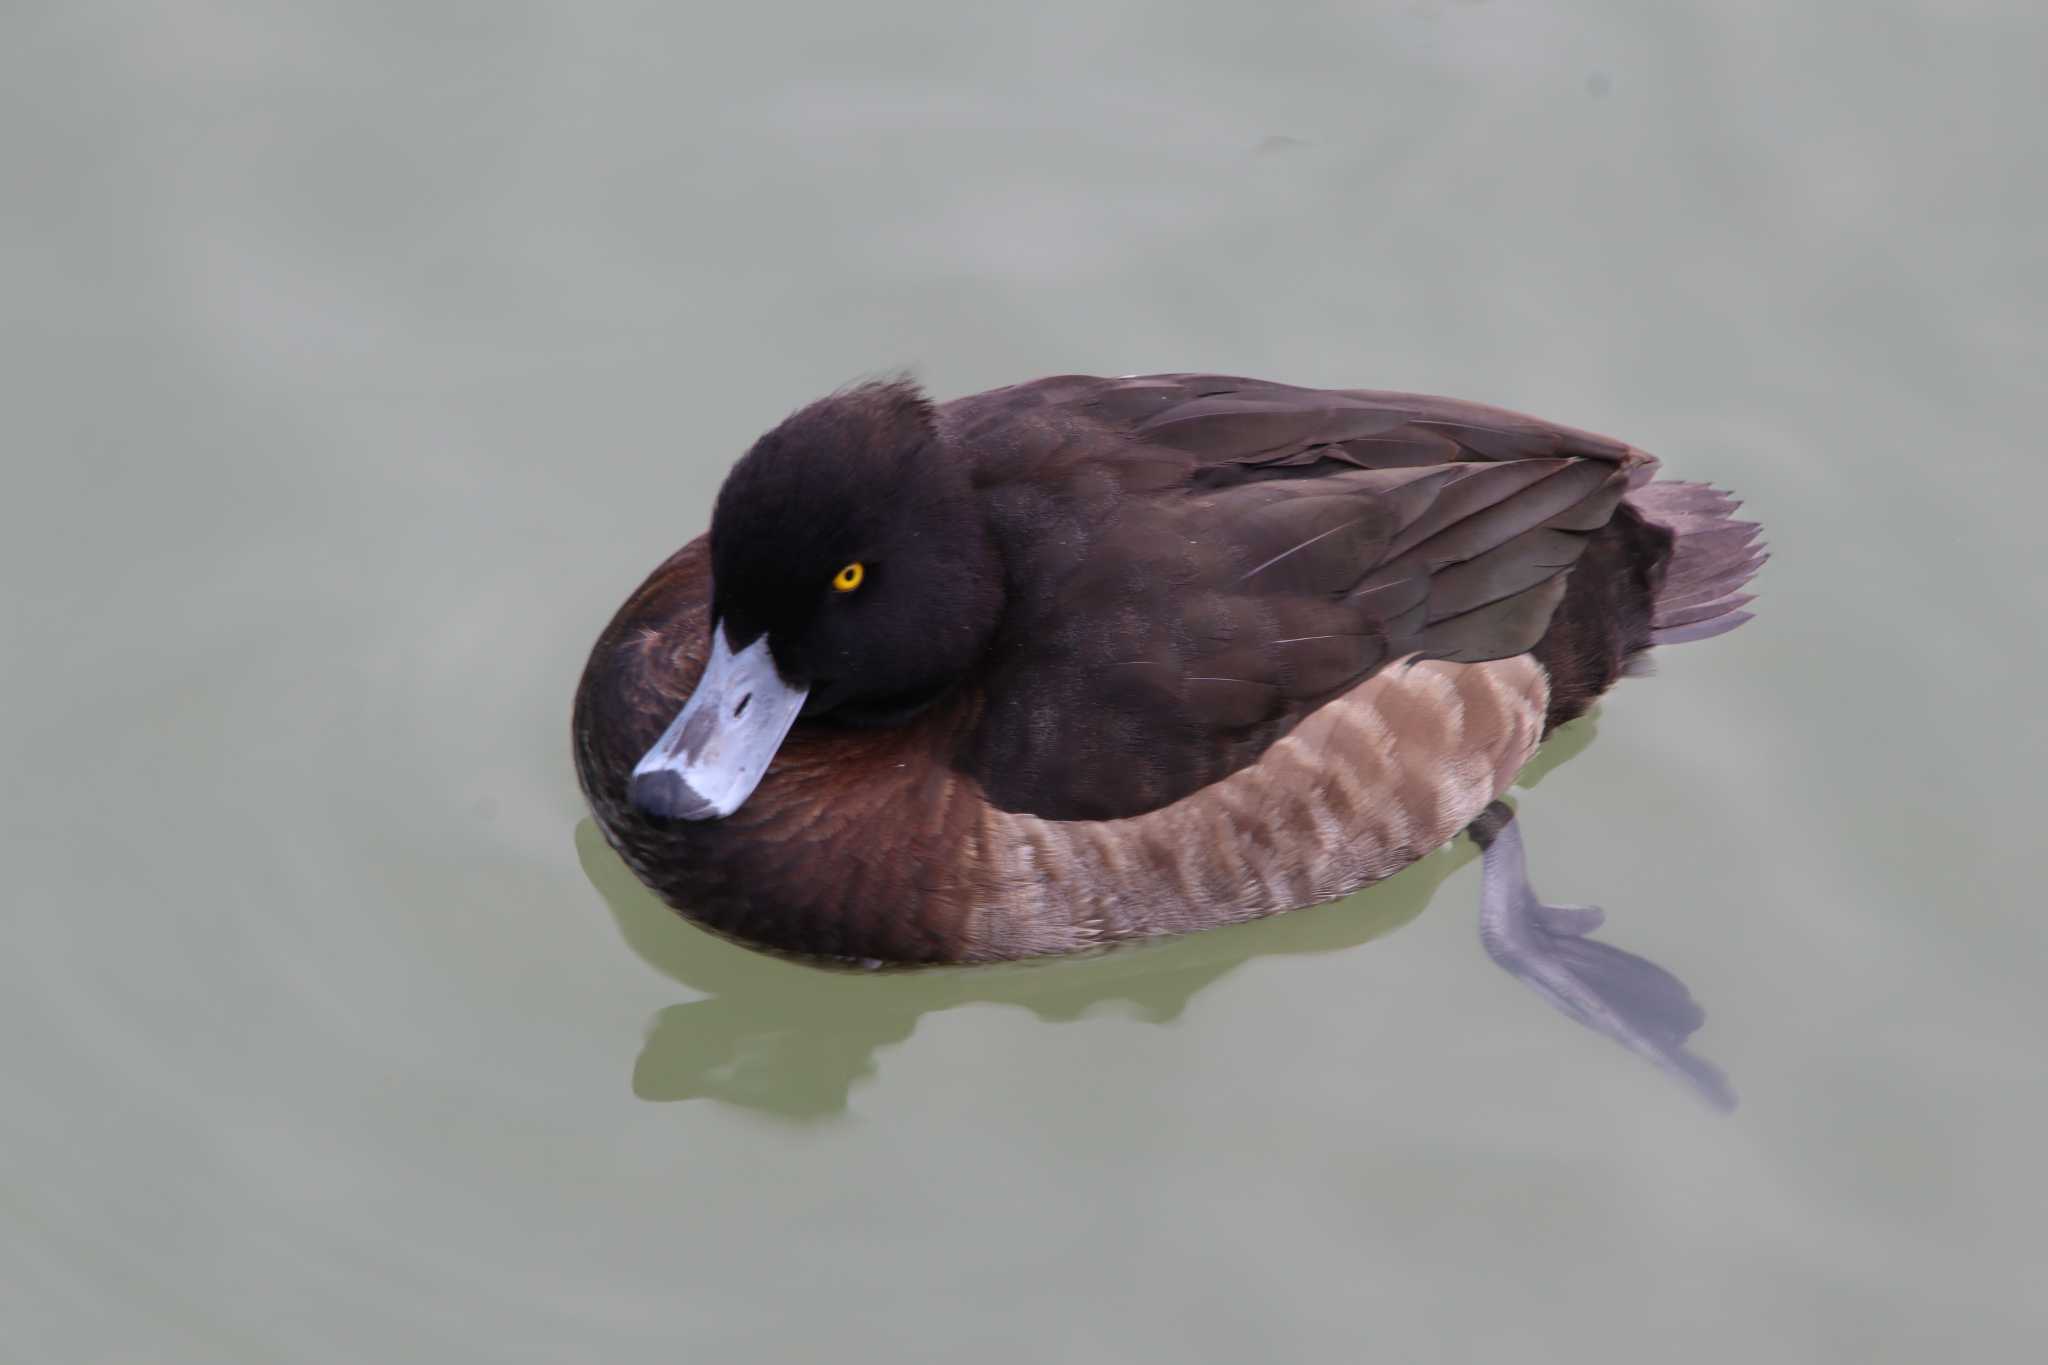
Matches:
[[629, 380, 1004, 822]]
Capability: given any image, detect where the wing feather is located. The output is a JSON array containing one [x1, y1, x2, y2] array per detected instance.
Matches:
[[955, 374, 1650, 818]]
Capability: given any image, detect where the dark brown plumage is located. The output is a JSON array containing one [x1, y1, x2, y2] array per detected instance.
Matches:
[[572, 373, 1764, 966]]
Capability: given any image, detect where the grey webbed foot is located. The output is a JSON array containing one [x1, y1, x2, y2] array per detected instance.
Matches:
[[1470, 801, 1736, 1112]]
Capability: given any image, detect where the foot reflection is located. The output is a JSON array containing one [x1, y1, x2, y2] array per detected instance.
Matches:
[[574, 715, 1609, 1120]]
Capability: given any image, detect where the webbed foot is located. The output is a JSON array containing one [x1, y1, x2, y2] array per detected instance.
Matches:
[[1469, 801, 1736, 1112]]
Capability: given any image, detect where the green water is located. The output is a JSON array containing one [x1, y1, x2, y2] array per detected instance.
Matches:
[[6, 2, 2044, 1360]]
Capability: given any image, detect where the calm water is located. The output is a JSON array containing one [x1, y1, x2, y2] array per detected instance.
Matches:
[[6, 2, 2044, 1360]]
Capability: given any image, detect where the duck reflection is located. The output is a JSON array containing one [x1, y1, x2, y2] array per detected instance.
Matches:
[[577, 715, 1605, 1119]]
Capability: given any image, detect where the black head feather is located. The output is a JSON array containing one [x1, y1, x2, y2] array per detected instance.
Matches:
[[708, 379, 1005, 720]]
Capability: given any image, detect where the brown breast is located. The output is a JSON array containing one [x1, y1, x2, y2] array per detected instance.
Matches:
[[577, 540, 1550, 964]]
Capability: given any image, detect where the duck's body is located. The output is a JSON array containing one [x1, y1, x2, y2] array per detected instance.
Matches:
[[573, 373, 1762, 1102]]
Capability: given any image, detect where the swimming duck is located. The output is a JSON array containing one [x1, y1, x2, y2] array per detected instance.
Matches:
[[572, 373, 1764, 1106]]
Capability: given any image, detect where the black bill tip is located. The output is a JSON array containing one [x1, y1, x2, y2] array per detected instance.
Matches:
[[628, 768, 716, 821]]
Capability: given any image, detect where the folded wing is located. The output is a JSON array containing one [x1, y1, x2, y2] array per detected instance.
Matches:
[[958, 375, 1649, 819]]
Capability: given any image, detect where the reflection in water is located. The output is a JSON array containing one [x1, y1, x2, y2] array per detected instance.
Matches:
[[576, 715, 1606, 1119]]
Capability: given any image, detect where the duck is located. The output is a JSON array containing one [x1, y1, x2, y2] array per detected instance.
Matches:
[[572, 372, 1765, 1106]]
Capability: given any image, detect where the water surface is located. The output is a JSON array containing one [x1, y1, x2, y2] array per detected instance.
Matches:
[[6, 2, 2045, 1360]]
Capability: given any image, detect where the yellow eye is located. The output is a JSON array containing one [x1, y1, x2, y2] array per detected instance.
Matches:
[[832, 562, 865, 593]]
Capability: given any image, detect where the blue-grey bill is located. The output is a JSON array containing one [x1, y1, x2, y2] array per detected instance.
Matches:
[[628, 625, 808, 821]]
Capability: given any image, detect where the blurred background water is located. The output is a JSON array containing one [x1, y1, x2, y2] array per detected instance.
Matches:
[[5, 1, 2045, 1360]]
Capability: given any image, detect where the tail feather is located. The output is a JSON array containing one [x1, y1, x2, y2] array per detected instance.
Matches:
[[1625, 480, 1767, 647]]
